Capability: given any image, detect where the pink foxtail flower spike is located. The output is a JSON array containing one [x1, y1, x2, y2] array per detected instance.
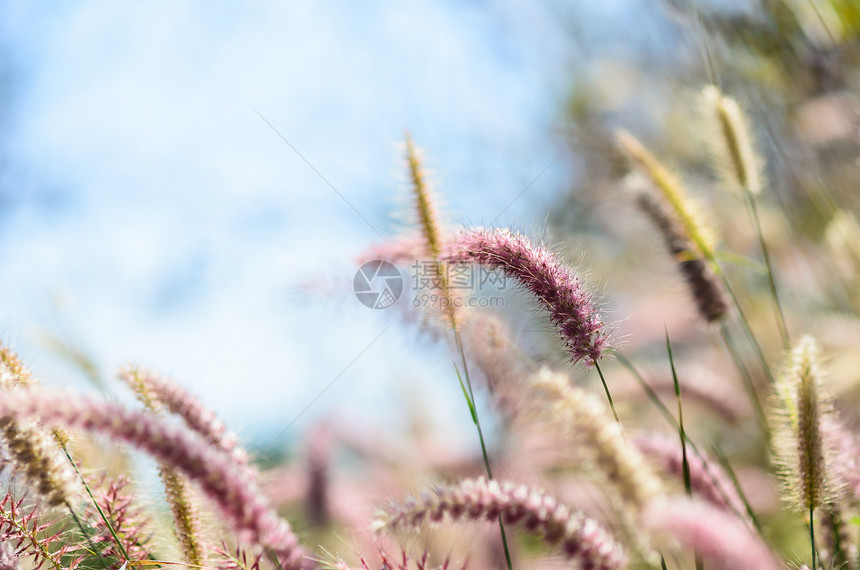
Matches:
[[0, 389, 312, 570], [644, 498, 780, 570], [443, 228, 608, 365], [0, 345, 77, 506], [120, 366, 252, 469], [375, 477, 626, 570], [635, 190, 728, 323], [635, 434, 747, 521]]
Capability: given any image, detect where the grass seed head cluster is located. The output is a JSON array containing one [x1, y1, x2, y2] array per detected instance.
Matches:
[[1, 8, 860, 570]]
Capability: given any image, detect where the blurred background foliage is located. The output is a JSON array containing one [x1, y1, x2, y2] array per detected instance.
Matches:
[[542, 0, 860, 558], [552, 0, 860, 346]]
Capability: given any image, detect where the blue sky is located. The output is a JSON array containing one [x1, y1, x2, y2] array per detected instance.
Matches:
[[0, 1, 663, 448]]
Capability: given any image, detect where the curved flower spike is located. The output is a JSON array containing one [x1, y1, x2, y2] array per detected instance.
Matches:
[[374, 477, 626, 570], [443, 228, 608, 365], [0, 389, 312, 570], [644, 498, 780, 570]]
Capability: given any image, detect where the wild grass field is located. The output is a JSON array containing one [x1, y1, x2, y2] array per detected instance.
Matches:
[[1, 2, 859, 570]]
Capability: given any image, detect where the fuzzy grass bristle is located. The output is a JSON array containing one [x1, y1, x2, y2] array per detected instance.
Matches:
[[0, 345, 77, 507], [120, 366, 251, 468], [443, 228, 609, 365], [772, 335, 838, 514], [634, 189, 728, 323], [701, 85, 763, 196], [532, 369, 662, 512], [0, 388, 312, 570], [404, 131, 443, 260], [374, 477, 627, 570], [616, 129, 717, 257]]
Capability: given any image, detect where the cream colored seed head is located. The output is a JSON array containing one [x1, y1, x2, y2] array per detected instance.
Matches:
[[0, 345, 77, 506], [772, 335, 837, 513], [616, 129, 718, 256], [701, 85, 763, 196], [532, 368, 662, 511]]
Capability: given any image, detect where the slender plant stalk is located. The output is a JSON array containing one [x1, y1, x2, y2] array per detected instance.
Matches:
[[64, 499, 114, 570], [62, 445, 130, 562], [617, 130, 775, 384], [405, 134, 513, 570], [710, 445, 763, 534], [615, 352, 677, 431], [810, 505, 818, 570], [614, 351, 763, 534], [406, 131, 513, 570], [666, 331, 701, 570], [594, 360, 620, 424], [704, 84, 789, 348], [718, 323, 768, 432], [744, 192, 790, 348], [707, 253, 775, 386], [665, 333, 692, 495], [452, 329, 513, 570]]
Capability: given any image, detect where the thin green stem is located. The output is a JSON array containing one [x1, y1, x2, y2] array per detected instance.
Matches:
[[707, 253, 775, 386], [453, 329, 492, 478], [809, 506, 819, 570], [265, 546, 285, 570], [719, 323, 768, 434], [665, 332, 692, 496], [62, 446, 130, 562], [593, 360, 620, 424], [65, 500, 112, 570], [666, 331, 702, 570], [710, 446, 762, 534], [452, 326, 513, 570], [615, 352, 677, 431], [615, 351, 763, 535], [744, 192, 790, 348]]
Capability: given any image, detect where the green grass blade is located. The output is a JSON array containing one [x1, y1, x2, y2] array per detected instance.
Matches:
[[711, 445, 763, 535], [451, 326, 512, 570], [453, 363, 478, 426]]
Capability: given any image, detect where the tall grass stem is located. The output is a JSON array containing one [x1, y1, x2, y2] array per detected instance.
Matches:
[[718, 323, 768, 433], [666, 331, 701, 570], [452, 327, 513, 570], [744, 192, 790, 348], [594, 360, 620, 424]]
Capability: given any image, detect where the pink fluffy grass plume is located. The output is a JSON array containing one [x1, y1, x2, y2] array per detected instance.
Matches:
[[644, 498, 780, 570], [0, 389, 312, 570], [443, 228, 608, 365]]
